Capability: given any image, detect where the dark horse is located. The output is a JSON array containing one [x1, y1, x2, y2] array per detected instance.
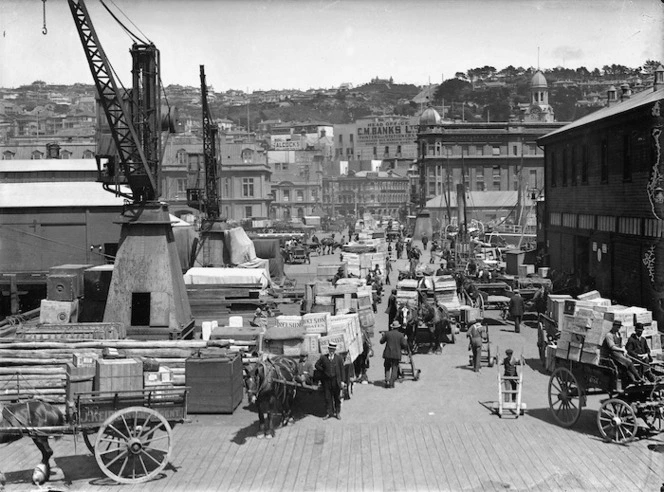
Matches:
[[0, 400, 66, 485], [418, 294, 449, 354], [353, 327, 373, 384], [244, 356, 300, 439]]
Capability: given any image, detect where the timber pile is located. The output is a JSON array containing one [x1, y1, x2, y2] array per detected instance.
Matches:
[[187, 284, 262, 324], [0, 339, 237, 404]]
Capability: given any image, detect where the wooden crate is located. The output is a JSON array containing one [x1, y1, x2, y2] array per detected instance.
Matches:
[[66, 362, 96, 401], [94, 358, 143, 393], [185, 354, 244, 414]]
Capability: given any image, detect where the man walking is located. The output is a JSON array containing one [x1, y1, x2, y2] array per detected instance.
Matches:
[[508, 290, 525, 333], [467, 319, 486, 373], [380, 321, 408, 388], [315, 342, 345, 419]]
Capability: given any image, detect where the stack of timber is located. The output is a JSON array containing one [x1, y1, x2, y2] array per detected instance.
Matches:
[[186, 283, 263, 325], [0, 338, 233, 404]]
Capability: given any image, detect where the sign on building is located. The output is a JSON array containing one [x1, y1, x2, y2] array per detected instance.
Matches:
[[356, 120, 418, 145]]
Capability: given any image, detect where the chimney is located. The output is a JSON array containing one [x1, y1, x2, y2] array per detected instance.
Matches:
[[619, 83, 631, 101], [655, 65, 664, 91], [606, 85, 617, 106]]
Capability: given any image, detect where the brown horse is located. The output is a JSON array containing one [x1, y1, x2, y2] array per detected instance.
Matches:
[[244, 356, 300, 439], [0, 400, 66, 485]]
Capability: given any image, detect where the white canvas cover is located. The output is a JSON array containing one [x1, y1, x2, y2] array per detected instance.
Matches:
[[225, 227, 257, 265], [183, 267, 269, 288]]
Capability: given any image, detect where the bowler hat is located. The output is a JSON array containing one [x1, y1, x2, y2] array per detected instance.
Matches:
[[390, 321, 401, 328], [506, 349, 513, 355], [328, 342, 337, 350]]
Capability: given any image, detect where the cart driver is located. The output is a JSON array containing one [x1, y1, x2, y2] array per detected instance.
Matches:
[[601, 321, 644, 385], [626, 323, 656, 382]]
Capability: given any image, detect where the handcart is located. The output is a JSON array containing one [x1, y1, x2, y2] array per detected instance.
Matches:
[[468, 321, 497, 368], [399, 349, 421, 381], [492, 356, 527, 417]]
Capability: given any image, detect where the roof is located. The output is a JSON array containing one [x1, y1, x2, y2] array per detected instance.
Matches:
[[419, 106, 441, 126], [540, 86, 664, 141], [412, 84, 439, 105], [0, 158, 100, 172], [0, 182, 127, 208], [352, 170, 404, 179], [426, 190, 533, 209], [531, 71, 548, 88]]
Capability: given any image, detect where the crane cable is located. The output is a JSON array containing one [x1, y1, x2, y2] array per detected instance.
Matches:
[[99, 0, 148, 44], [106, 0, 152, 44]]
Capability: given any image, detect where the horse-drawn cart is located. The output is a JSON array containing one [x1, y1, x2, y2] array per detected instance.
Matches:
[[548, 357, 663, 443], [1, 387, 188, 484]]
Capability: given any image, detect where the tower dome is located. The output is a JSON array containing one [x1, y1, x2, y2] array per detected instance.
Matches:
[[419, 106, 441, 126], [531, 70, 548, 88]]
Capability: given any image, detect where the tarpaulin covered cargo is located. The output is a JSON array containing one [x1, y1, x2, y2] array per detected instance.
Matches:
[[252, 238, 281, 259], [224, 227, 257, 265], [170, 214, 197, 272], [184, 267, 270, 288]]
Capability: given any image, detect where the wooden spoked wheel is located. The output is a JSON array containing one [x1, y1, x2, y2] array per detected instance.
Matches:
[[82, 429, 97, 454], [597, 398, 638, 443], [94, 406, 173, 484], [548, 367, 582, 427], [644, 384, 664, 432], [537, 322, 547, 366]]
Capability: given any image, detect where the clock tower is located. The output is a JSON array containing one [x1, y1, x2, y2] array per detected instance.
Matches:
[[524, 70, 555, 122]]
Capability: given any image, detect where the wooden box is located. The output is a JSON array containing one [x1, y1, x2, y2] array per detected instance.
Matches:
[[66, 362, 96, 401], [47, 274, 79, 302], [185, 354, 244, 414], [94, 358, 143, 393]]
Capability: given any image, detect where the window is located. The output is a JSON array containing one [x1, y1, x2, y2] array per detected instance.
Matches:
[[350, 134, 354, 143], [176, 149, 187, 165], [176, 178, 187, 194], [492, 146, 500, 156], [283, 189, 290, 202], [60, 150, 71, 159], [373, 146, 377, 157], [3, 151, 14, 160], [338, 134, 343, 144], [397, 145, 402, 156], [245, 206, 253, 218], [384, 146, 389, 156], [492, 166, 501, 190], [600, 139, 608, 183], [623, 134, 631, 182], [242, 178, 255, 197], [476, 167, 485, 191], [562, 148, 568, 186], [296, 190, 304, 202], [571, 146, 577, 185], [513, 145, 518, 156], [476, 145, 484, 156], [31, 150, 43, 160], [581, 145, 588, 184], [529, 169, 538, 189], [83, 150, 94, 159], [550, 151, 557, 187], [282, 162, 288, 171]]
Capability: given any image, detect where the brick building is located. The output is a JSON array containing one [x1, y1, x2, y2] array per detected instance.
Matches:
[[538, 66, 664, 327]]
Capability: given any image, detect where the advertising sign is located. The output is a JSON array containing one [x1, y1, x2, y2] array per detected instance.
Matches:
[[356, 120, 418, 145]]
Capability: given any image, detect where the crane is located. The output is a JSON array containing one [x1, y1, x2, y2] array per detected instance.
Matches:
[[187, 65, 220, 219], [67, 0, 194, 338]]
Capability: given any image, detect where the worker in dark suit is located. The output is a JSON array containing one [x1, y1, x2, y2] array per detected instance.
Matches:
[[315, 342, 345, 419], [380, 321, 408, 388], [385, 289, 398, 326], [508, 290, 526, 333]]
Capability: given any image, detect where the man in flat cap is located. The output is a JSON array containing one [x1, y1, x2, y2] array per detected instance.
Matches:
[[602, 321, 643, 385], [315, 341, 345, 419]]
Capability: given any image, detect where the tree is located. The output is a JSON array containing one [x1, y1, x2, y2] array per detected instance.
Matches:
[[433, 78, 472, 104], [642, 59, 662, 75], [454, 72, 467, 80]]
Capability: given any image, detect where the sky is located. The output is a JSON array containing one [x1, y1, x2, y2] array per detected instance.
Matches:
[[0, 0, 662, 92]]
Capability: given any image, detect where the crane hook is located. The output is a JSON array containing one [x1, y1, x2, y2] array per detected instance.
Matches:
[[42, 0, 48, 35]]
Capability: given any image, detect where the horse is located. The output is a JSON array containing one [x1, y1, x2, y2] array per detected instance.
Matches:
[[418, 295, 449, 354], [353, 327, 373, 384], [244, 356, 300, 439], [320, 237, 340, 255], [0, 400, 66, 485]]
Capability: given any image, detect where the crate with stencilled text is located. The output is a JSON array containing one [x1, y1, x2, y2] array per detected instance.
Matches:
[[66, 362, 95, 401], [94, 358, 143, 393]]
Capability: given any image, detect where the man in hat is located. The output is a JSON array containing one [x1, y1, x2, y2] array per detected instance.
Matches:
[[502, 348, 521, 401], [508, 290, 525, 333], [625, 322, 655, 382], [467, 318, 486, 373], [380, 321, 408, 388], [315, 342, 345, 419], [386, 289, 399, 326], [601, 321, 643, 385]]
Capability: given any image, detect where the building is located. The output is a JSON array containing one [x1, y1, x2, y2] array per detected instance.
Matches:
[[0, 158, 124, 274], [1, 139, 96, 161], [322, 169, 409, 218], [538, 66, 664, 327], [415, 107, 565, 228]]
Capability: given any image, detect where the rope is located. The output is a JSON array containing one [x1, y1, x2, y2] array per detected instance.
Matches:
[[107, 0, 152, 43], [99, 0, 147, 44]]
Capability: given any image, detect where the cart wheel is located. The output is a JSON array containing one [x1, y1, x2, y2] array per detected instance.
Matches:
[[537, 322, 547, 366], [414, 370, 421, 381], [83, 429, 97, 454], [94, 406, 173, 484], [644, 384, 664, 432], [548, 367, 583, 427], [597, 398, 638, 443]]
